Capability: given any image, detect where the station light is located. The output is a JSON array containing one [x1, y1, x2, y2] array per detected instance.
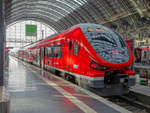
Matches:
[[88, 28, 94, 32], [96, 29, 105, 33]]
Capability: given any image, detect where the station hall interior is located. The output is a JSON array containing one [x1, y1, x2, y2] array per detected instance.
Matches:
[[0, 0, 150, 113]]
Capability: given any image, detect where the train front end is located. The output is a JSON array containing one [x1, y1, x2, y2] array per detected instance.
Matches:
[[80, 24, 136, 96]]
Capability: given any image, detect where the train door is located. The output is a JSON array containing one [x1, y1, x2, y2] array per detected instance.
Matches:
[[40, 47, 45, 68], [68, 41, 73, 72], [72, 41, 80, 73]]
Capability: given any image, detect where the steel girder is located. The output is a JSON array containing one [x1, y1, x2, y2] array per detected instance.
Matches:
[[6, 0, 71, 17], [5, 0, 70, 31], [6, 14, 62, 31], [6, 9, 60, 21], [6, 38, 32, 43], [5, 0, 125, 31], [4, 0, 150, 37], [5, 0, 89, 32]]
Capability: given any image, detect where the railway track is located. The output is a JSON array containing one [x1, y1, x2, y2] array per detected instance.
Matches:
[[106, 94, 150, 113]]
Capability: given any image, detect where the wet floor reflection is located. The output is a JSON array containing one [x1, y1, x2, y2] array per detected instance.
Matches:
[[8, 59, 37, 92], [8, 57, 83, 113], [8, 57, 122, 113]]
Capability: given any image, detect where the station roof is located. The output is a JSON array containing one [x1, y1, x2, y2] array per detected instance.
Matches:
[[3, 0, 150, 40]]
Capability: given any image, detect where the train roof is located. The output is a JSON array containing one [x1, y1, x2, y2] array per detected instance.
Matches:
[[22, 23, 114, 49], [77, 23, 114, 34]]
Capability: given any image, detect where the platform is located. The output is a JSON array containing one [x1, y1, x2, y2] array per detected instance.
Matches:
[[8, 57, 132, 113], [134, 64, 150, 69], [130, 84, 150, 97], [130, 84, 150, 105]]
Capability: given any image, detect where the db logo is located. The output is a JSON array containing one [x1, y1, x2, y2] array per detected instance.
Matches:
[[112, 50, 118, 54]]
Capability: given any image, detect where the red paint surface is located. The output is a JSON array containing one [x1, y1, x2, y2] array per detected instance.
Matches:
[[18, 25, 135, 78], [126, 40, 132, 49]]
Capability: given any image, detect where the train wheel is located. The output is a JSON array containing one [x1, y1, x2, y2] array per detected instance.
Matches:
[[64, 73, 76, 84], [55, 70, 60, 76]]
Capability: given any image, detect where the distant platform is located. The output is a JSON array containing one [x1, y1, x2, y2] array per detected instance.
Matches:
[[9, 57, 132, 113], [130, 84, 150, 105], [130, 84, 150, 97], [134, 64, 150, 69]]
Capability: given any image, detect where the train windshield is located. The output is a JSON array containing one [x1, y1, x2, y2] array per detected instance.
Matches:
[[88, 33, 117, 47], [84, 29, 130, 63], [86, 31, 127, 48]]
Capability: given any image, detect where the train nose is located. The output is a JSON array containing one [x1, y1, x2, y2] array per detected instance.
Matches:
[[104, 71, 129, 85]]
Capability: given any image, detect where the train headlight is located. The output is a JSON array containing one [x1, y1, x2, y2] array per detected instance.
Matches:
[[91, 63, 99, 69], [90, 61, 109, 70]]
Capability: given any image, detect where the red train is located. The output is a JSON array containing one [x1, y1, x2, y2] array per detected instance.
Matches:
[[17, 23, 136, 96]]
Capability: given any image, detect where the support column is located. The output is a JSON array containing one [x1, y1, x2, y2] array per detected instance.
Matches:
[[0, 0, 5, 86], [0, 2, 10, 113]]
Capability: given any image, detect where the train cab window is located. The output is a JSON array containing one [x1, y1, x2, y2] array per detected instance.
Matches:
[[73, 42, 80, 56], [69, 41, 72, 50]]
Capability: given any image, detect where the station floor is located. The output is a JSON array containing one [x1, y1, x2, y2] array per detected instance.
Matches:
[[8, 57, 131, 113]]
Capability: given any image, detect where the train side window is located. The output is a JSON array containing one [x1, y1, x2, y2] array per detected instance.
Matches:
[[53, 47, 57, 58], [49, 47, 53, 57], [54, 45, 63, 58], [59, 45, 63, 58], [47, 45, 63, 58], [50, 48, 52, 57], [73, 42, 80, 56], [45, 48, 47, 57], [46, 47, 48, 57], [46, 47, 53, 58], [69, 41, 72, 50]]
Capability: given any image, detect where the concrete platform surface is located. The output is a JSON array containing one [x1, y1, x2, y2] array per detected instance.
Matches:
[[134, 64, 150, 69], [130, 84, 150, 105], [131, 84, 150, 96], [8, 57, 132, 113]]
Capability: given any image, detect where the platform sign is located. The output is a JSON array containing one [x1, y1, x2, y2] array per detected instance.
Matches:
[[25, 24, 37, 36]]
